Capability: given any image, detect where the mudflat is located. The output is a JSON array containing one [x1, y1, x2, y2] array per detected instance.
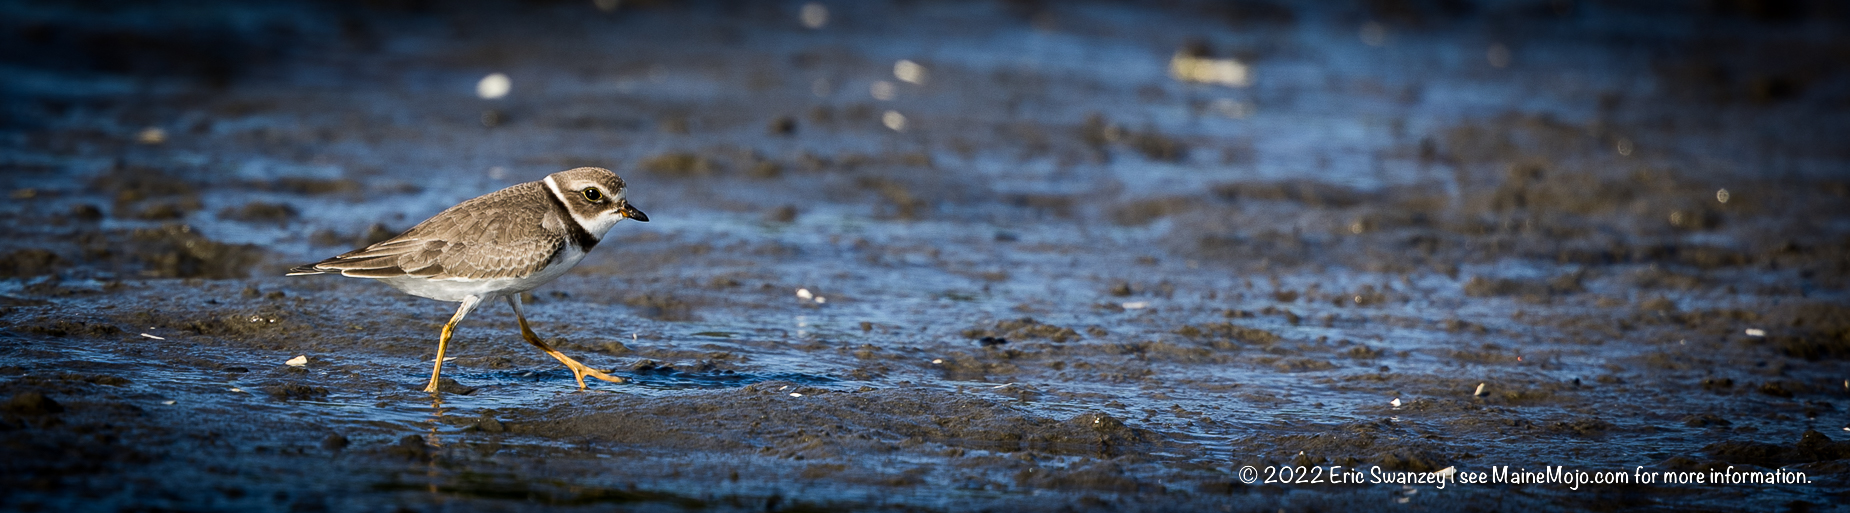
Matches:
[[1, 1, 1845, 511]]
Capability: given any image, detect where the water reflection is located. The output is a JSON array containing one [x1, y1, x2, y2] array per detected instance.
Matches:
[[425, 395, 444, 497], [1209, 98, 1252, 119]]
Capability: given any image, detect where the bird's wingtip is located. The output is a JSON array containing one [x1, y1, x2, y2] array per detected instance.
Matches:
[[285, 266, 326, 276]]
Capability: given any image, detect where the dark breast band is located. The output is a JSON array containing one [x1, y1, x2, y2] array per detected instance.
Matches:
[[539, 184, 601, 251]]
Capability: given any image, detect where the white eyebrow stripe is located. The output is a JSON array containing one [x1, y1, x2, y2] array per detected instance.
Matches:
[[542, 175, 601, 242]]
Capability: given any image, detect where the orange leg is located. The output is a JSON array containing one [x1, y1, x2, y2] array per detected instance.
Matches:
[[424, 295, 482, 394], [506, 295, 625, 389]]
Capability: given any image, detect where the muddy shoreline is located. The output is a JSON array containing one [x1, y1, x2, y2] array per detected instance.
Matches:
[[3, 0, 1848, 510]]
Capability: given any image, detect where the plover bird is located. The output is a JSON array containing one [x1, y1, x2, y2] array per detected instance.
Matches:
[[289, 167, 648, 394]]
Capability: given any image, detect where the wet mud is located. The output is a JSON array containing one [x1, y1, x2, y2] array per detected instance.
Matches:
[[2, 0, 1848, 511]]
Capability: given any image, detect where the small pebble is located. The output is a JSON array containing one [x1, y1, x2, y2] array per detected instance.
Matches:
[[475, 416, 505, 433]]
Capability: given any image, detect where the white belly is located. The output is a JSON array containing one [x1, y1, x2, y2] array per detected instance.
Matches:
[[377, 245, 588, 302]]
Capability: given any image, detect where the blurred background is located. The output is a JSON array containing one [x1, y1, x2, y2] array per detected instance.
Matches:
[[1, 0, 1844, 279], [2, 0, 1848, 511]]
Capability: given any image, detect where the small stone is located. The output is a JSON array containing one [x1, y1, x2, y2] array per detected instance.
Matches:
[[475, 416, 506, 434], [5, 391, 63, 415], [1108, 281, 1133, 296], [388, 435, 431, 460], [767, 116, 797, 135]]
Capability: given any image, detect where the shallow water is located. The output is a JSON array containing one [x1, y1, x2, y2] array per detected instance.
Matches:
[[3, 0, 1848, 511]]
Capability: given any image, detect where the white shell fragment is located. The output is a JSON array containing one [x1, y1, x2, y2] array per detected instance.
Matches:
[[476, 73, 511, 99], [894, 60, 927, 85], [799, 2, 828, 29], [870, 81, 896, 100], [286, 355, 309, 367], [1169, 52, 1251, 87], [136, 128, 167, 145]]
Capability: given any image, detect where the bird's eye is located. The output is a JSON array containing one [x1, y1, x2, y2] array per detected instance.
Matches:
[[582, 188, 603, 202]]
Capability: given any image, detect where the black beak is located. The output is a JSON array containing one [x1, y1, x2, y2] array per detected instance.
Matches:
[[622, 203, 649, 222]]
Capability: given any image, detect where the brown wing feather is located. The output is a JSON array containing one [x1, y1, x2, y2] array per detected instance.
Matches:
[[293, 182, 566, 280]]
